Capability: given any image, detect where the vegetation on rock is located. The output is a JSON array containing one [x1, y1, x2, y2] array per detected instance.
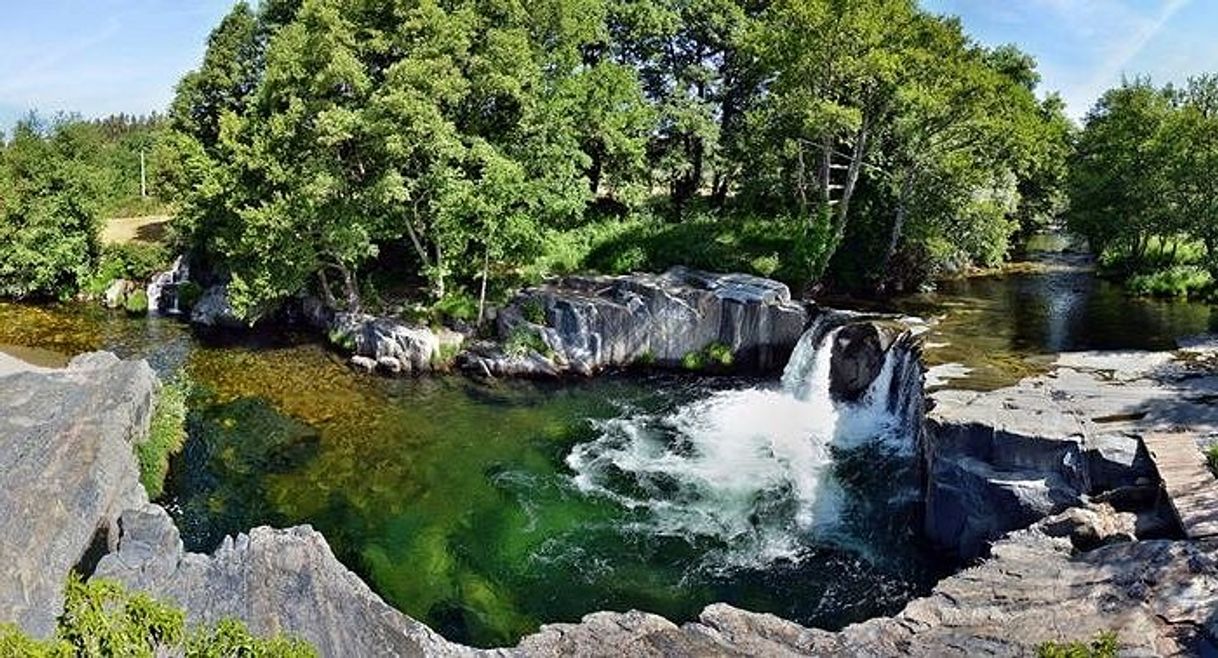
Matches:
[[0, 575, 314, 657], [139, 374, 192, 499]]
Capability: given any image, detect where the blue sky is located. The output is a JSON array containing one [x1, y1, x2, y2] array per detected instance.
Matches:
[[1, 1, 1216, 131]]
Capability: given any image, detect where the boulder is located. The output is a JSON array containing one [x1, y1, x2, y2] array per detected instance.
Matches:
[[328, 313, 462, 375], [190, 284, 245, 329], [102, 279, 136, 309], [1032, 503, 1137, 551], [0, 352, 158, 637], [485, 267, 809, 376], [829, 322, 898, 402]]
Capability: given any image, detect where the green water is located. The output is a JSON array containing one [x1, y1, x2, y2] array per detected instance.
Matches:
[[0, 302, 937, 647]]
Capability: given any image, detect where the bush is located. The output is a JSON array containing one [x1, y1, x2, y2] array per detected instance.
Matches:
[[125, 289, 150, 315], [704, 342, 734, 368], [82, 243, 170, 296], [138, 374, 191, 499], [432, 291, 479, 324], [1206, 444, 1218, 478], [1036, 631, 1118, 658], [0, 575, 315, 657], [681, 350, 705, 371], [1126, 265, 1213, 298], [520, 298, 546, 325], [504, 327, 552, 358]]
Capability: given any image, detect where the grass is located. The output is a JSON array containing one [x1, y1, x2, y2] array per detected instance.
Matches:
[[125, 289, 149, 315], [1099, 235, 1216, 299], [137, 374, 191, 500], [504, 327, 552, 358], [682, 342, 734, 371], [0, 575, 314, 657], [1036, 631, 1118, 658]]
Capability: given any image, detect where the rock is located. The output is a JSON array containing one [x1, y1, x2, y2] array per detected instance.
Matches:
[[924, 349, 1218, 559], [350, 356, 378, 373], [328, 313, 460, 375], [829, 322, 898, 402], [97, 506, 467, 658], [1031, 503, 1137, 551], [486, 267, 809, 377], [190, 285, 246, 329], [102, 279, 135, 309], [0, 353, 158, 637], [512, 531, 1218, 656]]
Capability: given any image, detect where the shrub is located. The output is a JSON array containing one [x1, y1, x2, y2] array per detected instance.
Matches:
[[0, 575, 316, 657], [704, 342, 734, 368], [138, 374, 191, 499], [327, 328, 356, 352], [520, 298, 546, 325], [1126, 265, 1213, 298], [432, 291, 479, 324], [1036, 631, 1118, 658], [1206, 444, 1218, 478], [681, 350, 705, 371], [504, 327, 552, 358], [125, 289, 150, 315]]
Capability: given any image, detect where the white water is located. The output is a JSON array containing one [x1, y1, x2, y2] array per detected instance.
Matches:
[[147, 256, 190, 316], [566, 317, 917, 568]]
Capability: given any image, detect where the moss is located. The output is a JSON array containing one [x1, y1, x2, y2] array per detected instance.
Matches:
[[1, 575, 315, 657], [1036, 631, 1118, 658], [125, 289, 149, 315], [138, 374, 191, 499]]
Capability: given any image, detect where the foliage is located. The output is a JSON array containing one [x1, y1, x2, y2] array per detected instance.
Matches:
[[1035, 631, 1119, 658], [682, 342, 733, 371], [432, 291, 480, 325], [125, 289, 150, 315], [0, 117, 105, 299], [0, 575, 314, 657], [1126, 266, 1213, 298], [148, 0, 1071, 312], [504, 327, 551, 358], [1069, 75, 1218, 293], [1207, 444, 1218, 478], [178, 281, 205, 311], [139, 374, 192, 499]]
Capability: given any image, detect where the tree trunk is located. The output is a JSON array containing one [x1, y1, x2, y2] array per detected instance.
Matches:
[[434, 242, 445, 300], [831, 123, 870, 248], [588, 144, 604, 197], [338, 264, 361, 313], [478, 247, 490, 328], [880, 172, 915, 285], [317, 269, 336, 307]]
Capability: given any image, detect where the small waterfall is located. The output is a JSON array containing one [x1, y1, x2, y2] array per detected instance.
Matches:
[[566, 314, 922, 568], [147, 257, 191, 316]]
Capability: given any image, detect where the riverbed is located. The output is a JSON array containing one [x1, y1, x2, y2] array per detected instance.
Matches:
[[0, 253, 1214, 647]]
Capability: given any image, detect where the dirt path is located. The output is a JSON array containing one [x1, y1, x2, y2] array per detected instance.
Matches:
[[102, 215, 171, 245]]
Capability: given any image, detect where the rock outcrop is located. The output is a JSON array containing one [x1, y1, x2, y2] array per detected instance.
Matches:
[[97, 505, 465, 658], [190, 284, 245, 329], [925, 348, 1218, 559], [467, 267, 809, 377], [326, 312, 465, 375], [0, 353, 158, 637]]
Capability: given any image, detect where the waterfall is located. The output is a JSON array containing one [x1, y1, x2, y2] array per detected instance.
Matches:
[[566, 315, 922, 569], [147, 257, 191, 316]]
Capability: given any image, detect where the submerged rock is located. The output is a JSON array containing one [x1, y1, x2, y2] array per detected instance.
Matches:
[[478, 267, 809, 376], [0, 352, 157, 637]]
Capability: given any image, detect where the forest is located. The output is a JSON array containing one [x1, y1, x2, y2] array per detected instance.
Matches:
[[0, 0, 1212, 317]]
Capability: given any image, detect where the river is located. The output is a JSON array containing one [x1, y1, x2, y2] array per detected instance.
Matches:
[[0, 245, 1213, 647]]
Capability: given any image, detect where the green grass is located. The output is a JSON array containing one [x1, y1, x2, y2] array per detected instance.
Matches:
[[137, 375, 191, 499], [504, 327, 552, 358], [0, 575, 314, 657], [1036, 631, 1118, 658]]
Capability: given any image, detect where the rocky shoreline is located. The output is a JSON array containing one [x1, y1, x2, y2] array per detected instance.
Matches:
[[4, 274, 1218, 655]]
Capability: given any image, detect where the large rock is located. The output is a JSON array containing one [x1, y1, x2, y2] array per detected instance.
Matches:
[[828, 321, 904, 402], [0, 352, 158, 637], [475, 267, 809, 376], [925, 350, 1218, 559], [97, 505, 465, 658], [190, 284, 245, 329]]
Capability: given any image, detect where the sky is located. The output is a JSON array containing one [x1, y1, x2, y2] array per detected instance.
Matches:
[[1, 1, 1217, 131]]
